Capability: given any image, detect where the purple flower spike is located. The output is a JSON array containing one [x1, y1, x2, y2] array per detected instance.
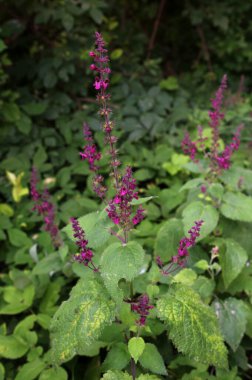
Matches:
[[160, 220, 204, 276], [70, 217, 98, 272]]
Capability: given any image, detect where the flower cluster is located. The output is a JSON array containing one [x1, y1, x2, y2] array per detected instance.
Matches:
[[70, 217, 98, 272], [131, 294, 154, 326], [80, 123, 101, 172], [157, 220, 203, 275], [30, 167, 61, 248], [106, 167, 144, 230], [181, 75, 243, 176]]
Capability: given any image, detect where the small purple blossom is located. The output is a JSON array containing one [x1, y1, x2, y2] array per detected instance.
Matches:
[[70, 217, 98, 272], [131, 294, 154, 326], [30, 167, 61, 248], [158, 220, 203, 276]]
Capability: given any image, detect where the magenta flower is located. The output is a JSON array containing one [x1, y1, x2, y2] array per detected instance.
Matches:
[[106, 167, 145, 238], [70, 217, 98, 272], [181, 75, 243, 176], [157, 220, 203, 275], [79, 123, 102, 172], [30, 167, 61, 248], [131, 294, 154, 326]]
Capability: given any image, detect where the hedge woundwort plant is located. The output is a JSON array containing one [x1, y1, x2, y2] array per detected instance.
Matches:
[[50, 33, 232, 379]]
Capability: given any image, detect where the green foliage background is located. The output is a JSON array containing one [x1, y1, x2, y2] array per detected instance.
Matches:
[[0, 0, 252, 379]]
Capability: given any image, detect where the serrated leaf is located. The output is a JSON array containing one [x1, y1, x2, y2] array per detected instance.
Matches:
[[100, 241, 145, 302], [213, 298, 247, 351], [220, 192, 252, 222], [182, 202, 219, 240], [63, 210, 113, 249], [180, 178, 204, 192], [219, 239, 248, 288], [139, 343, 167, 375], [154, 219, 184, 262], [0, 284, 35, 315], [50, 277, 115, 364], [157, 284, 228, 368], [128, 337, 145, 363]]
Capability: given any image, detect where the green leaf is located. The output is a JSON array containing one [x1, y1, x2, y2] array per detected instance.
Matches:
[[39, 367, 68, 380], [158, 187, 185, 217], [111, 49, 123, 60], [100, 241, 145, 302], [101, 371, 131, 380], [63, 210, 113, 249], [8, 228, 31, 247], [173, 268, 197, 286], [14, 359, 46, 380], [159, 76, 179, 90], [62, 13, 74, 31], [220, 192, 252, 222], [182, 202, 219, 240], [219, 239, 248, 288], [154, 219, 184, 262], [180, 178, 204, 192], [139, 343, 167, 375], [21, 102, 48, 116], [138, 376, 161, 380], [128, 337, 145, 363], [157, 284, 228, 368], [213, 298, 247, 351], [102, 343, 130, 371], [192, 276, 215, 301], [0, 335, 29, 359], [16, 113, 32, 134], [0, 363, 4, 380], [33, 253, 62, 275], [51, 277, 115, 364], [221, 166, 252, 191], [0, 284, 35, 314], [131, 196, 157, 205]]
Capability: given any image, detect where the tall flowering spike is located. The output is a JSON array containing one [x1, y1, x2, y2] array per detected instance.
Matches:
[[131, 294, 154, 326], [88, 33, 145, 242], [30, 168, 62, 248], [209, 74, 227, 155], [70, 217, 98, 272], [158, 220, 203, 276], [89, 32, 120, 189]]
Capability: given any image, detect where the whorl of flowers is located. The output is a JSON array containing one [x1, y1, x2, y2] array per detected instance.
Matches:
[[30, 167, 61, 248], [131, 294, 154, 326], [156, 220, 204, 275], [70, 217, 98, 272]]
